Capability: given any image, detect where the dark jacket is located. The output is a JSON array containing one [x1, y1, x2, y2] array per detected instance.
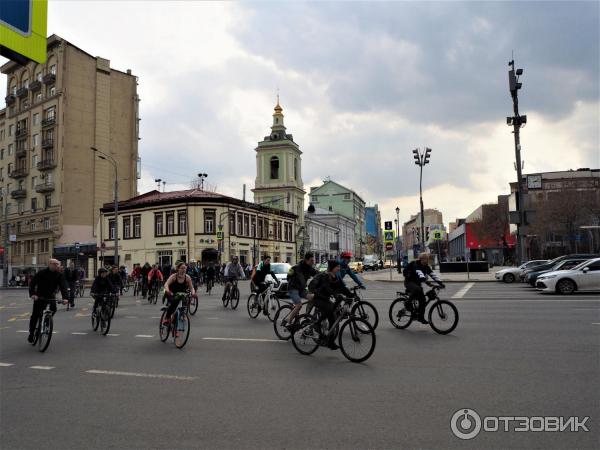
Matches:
[[309, 272, 352, 302], [141, 263, 152, 278], [29, 268, 69, 300], [63, 267, 79, 284], [287, 261, 317, 294], [91, 276, 117, 296], [403, 261, 441, 286], [108, 272, 123, 289], [253, 262, 277, 285]]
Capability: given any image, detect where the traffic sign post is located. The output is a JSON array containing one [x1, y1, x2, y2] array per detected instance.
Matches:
[[384, 230, 395, 243], [384, 221, 393, 231], [0, 0, 48, 64]]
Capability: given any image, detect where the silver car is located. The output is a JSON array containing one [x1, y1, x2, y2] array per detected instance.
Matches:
[[265, 263, 292, 297]]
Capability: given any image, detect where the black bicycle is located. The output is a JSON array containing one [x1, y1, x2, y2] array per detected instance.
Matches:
[[346, 286, 379, 330], [223, 279, 240, 309], [388, 285, 458, 335], [31, 299, 63, 352], [206, 278, 214, 295], [75, 281, 85, 298], [133, 277, 142, 296], [159, 292, 191, 349], [291, 296, 376, 363], [273, 299, 314, 340], [91, 294, 113, 335], [147, 279, 161, 304]]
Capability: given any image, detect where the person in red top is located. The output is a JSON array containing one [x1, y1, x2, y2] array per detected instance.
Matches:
[[131, 264, 142, 280], [148, 264, 164, 283]]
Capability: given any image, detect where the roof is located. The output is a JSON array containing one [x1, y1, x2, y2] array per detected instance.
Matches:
[[309, 179, 365, 204], [101, 188, 297, 219]]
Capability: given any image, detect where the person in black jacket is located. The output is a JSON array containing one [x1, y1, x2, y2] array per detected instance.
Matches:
[[140, 262, 151, 298], [28, 259, 69, 343], [251, 256, 280, 308], [286, 252, 317, 324], [403, 253, 445, 324], [90, 268, 117, 313], [63, 262, 79, 308], [309, 260, 352, 350], [108, 266, 123, 296]]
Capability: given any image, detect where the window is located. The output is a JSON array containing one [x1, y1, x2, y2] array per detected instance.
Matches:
[[166, 211, 175, 235], [44, 194, 51, 209], [344, 193, 351, 200], [284, 223, 293, 242], [270, 156, 279, 179], [33, 113, 39, 125], [31, 197, 37, 211], [263, 219, 269, 239], [30, 221, 36, 232], [108, 219, 115, 240], [18, 201, 24, 214], [257, 218, 263, 239], [229, 213, 236, 235], [13, 242, 22, 256], [123, 216, 131, 239], [31, 176, 37, 189], [39, 238, 49, 253], [251, 216, 256, 238], [157, 250, 172, 267], [178, 249, 187, 263], [16, 221, 22, 233], [274, 220, 282, 240], [133, 215, 141, 238], [25, 240, 34, 255], [50, 65, 57, 75], [587, 262, 600, 272], [8, 144, 13, 155], [33, 134, 39, 147], [0, 149, 3, 160], [36, 72, 42, 82], [0, 167, 3, 178], [178, 210, 187, 234], [202, 210, 214, 234], [43, 218, 49, 230], [0, 129, 4, 140], [8, 125, 14, 136], [49, 87, 56, 96], [237, 213, 243, 235], [294, 158, 298, 180], [244, 214, 249, 237], [36, 93, 42, 103], [155, 213, 164, 236], [32, 154, 39, 167]]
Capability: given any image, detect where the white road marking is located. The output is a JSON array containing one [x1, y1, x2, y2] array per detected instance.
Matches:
[[106, 334, 120, 337], [202, 337, 284, 343], [85, 369, 196, 381], [71, 332, 88, 335], [206, 317, 220, 320], [29, 366, 55, 370], [451, 282, 475, 299], [125, 316, 138, 319], [0, 362, 14, 367], [0, 326, 12, 330], [135, 334, 154, 338], [16, 330, 28, 333], [151, 316, 162, 319], [592, 323, 600, 325]]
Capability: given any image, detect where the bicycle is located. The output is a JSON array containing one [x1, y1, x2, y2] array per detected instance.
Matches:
[[346, 286, 379, 330], [133, 277, 142, 296], [187, 290, 199, 316], [388, 285, 458, 335], [107, 293, 119, 319], [206, 278, 214, 295], [246, 282, 280, 321], [159, 292, 191, 349], [91, 294, 113, 336], [147, 279, 161, 304], [31, 299, 63, 352], [291, 296, 376, 363], [75, 281, 85, 298], [122, 277, 130, 293], [273, 298, 315, 340], [222, 279, 240, 309]]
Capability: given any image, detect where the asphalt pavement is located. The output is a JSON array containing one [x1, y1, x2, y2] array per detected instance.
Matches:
[[0, 281, 598, 449]]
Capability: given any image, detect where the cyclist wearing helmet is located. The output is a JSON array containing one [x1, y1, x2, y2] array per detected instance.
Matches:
[[403, 253, 445, 324], [223, 256, 244, 301], [338, 252, 365, 289], [163, 261, 196, 326], [90, 267, 117, 315]]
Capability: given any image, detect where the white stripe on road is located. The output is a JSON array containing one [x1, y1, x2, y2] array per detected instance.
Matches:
[[451, 282, 475, 299], [106, 334, 120, 337], [16, 330, 28, 333], [85, 370, 196, 381], [135, 334, 154, 338], [592, 323, 600, 325], [71, 332, 88, 335], [125, 316, 138, 319], [206, 317, 220, 320], [151, 316, 162, 319], [29, 366, 55, 370], [202, 337, 283, 343], [0, 362, 14, 367]]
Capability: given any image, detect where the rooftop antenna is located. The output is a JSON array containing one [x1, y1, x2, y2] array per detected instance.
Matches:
[[154, 178, 162, 191], [162, 181, 166, 192]]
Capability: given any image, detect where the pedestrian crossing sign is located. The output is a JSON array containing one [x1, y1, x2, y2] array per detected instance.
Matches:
[[217, 231, 224, 241], [384, 230, 395, 243], [433, 230, 443, 241]]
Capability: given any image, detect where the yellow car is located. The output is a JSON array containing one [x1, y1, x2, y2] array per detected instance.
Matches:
[[348, 261, 364, 273]]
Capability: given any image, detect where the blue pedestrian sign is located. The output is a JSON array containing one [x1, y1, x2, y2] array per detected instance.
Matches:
[[1, 0, 31, 35], [0, 0, 47, 64]]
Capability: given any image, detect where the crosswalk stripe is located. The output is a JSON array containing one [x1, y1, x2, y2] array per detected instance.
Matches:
[[202, 337, 283, 343], [0, 363, 14, 367], [71, 332, 88, 335], [85, 369, 196, 381], [29, 366, 55, 370], [452, 282, 475, 299], [135, 334, 154, 338]]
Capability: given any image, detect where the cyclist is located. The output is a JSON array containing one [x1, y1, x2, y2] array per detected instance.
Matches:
[[308, 260, 353, 350], [140, 262, 152, 298], [163, 261, 196, 327], [90, 267, 118, 315], [205, 262, 216, 293], [63, 261, 79, 308], [403, 253, 445, 324], [187, 260, 200, 289], [250, 256, 280, 313], [222, 256, 244, 301], [338, 252, 366, 289], [27, 259, 69, 343], [284, 252, 317, 328], [119, 265, 128, 288], [108, 266, 123, 296], [147, 264, 164, 299]]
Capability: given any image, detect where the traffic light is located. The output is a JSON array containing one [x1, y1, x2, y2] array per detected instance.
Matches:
[[412, 148, 420, 166], [384, 221, 393, 231], [423, 148, 432, 165]]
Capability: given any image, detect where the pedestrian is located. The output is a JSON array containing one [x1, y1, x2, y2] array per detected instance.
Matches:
[[63, 261, 79, 308]]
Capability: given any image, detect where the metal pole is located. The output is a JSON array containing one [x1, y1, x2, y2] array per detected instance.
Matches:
[[2, 203, 9, 287], [419, 161, 425, 254], [114, 163, 119, 266]]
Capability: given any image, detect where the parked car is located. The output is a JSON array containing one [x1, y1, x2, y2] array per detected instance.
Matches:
[[362, 256, 379, 271], [349, 261, 364, 273], [525, 258, 590, 286], [520, 254, 600, 281], [536, 258, 600, 294], [495, 260, 547, 283], [264, 263, 291, 297]]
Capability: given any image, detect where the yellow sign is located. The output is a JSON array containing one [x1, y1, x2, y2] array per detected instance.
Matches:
[[0, 0, 48, 64], [384, 230, 395, 243]]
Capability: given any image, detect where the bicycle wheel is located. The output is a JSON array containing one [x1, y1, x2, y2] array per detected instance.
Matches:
[[351, 301, 379, 330], [273, 304, 293, 340], [153, 289, 158, 305], [79, 286, 85, 297], [428, 300, 459, 335], [189, 296, 199, 316], [91, 308, 100, 331], [222, 289, 230, 308], [389, 298, 413, 329], [246, 294, 260, 319], [100, 305, 111, 335], [291, 314, 320, 355], [38, 314, 53, 352], [109, 299, 116, 319], [231, 287, 240, 309], [159, 309, 170, 342], [266, 296, 280, 322], [174, 311, 191, 349], [339, 318, 376, 363]]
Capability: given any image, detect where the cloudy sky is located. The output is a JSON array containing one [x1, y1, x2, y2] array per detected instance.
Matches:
[[2, 1, 598, 228]]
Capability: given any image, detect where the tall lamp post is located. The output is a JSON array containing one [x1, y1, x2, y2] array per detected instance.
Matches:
[[91, 147, 118, 266], [412, 147, 431, 254], [395, 206, 400, 264], [198, 173, 208, 190]]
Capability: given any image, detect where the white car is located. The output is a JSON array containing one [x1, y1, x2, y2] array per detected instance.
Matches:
[[495, 260, 547, 283], [265, 262, 291, 297], [536, 258, 600, 294]]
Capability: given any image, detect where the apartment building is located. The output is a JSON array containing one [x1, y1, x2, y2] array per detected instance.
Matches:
[[0, 34, 139, 281]]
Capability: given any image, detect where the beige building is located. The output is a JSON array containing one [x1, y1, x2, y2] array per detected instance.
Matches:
[[97, 189, 297, 270], [0, 35, 139, 281], [402, 209, 444, 255]]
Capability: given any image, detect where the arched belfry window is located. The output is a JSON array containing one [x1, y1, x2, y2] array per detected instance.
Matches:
[[270, 156, 279, 179]]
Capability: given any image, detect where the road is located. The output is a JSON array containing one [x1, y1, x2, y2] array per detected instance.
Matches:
[[0, 281, 598, 449]]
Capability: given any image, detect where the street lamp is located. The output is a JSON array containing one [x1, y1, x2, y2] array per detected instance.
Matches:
[[198, 173, 208, 190], [395, 206, 400, 263], [412, 147, 431, 254], [91, 147, 119, 266]]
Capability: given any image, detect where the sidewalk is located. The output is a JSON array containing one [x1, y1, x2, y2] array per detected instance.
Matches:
[[362, 267, 509, 283]]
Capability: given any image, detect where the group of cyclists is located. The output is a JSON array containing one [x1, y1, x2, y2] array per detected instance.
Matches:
[[25, 251, 447, 352]]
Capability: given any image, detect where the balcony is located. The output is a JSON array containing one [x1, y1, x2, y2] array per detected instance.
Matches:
[[37, 159, 57, 171], [5, 94, 16, 105], [29, 80, 42, 91], [10, 189, 27, 199], [42, 138, 54, 149], [16, 87, 28, 98], [35, 182, 55, 193], [16, 147, 28, 158], [15, 127, 28, 138], [43, 73, 56, 85], [9, 167, 29, 179], [41, 116, 56, 128]]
